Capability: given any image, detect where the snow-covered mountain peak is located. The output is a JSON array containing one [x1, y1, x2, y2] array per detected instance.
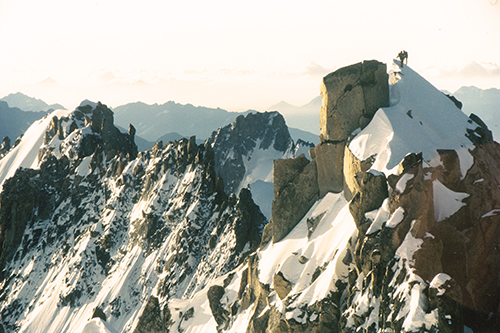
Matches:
[[0, 108, 70, 190], [159, 59, 500, 333], [349, 60, 485, 176], [206, 111, 312, 219], [0, 101, 138, 191]]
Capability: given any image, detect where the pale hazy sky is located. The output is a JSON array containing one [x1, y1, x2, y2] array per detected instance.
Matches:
[[1, 0, 499, 111]]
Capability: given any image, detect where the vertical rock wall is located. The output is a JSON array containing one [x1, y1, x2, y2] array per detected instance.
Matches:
[[317, 60, 389, 197], [267, 61, 389, 244]]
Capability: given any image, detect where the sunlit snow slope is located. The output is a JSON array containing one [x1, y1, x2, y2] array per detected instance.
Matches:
[[350, 61, 477, 175], [0, 109, 69, 190]]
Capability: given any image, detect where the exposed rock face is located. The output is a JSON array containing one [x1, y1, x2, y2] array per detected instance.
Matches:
[[319, 60, 389, 143], [266, 61, 390, 244], [0, 137, 10, 159], [264, 157, 318, 243], [313, 60, 389, 198], [343, 145, 375, 200], [273, 271, 292, 300], [259, 60, 499, 333], [349, 170, 388, 234], [314, 142, 345, 196], [0, 103, 269, 333], [132, 296, 164, 333], [0, 157, 70, 280], [429, 274, 464, 333], [232, 188, 267, 253], [236, 255, 271, 332], [341, 141, 500, 332], [273, 154, 309, 198], [467, 113, 493, 145], [206, 111, 293, 193], [4, 61, 500, 333], [77, 102, 137, 160], [207, 285, 230, 331]]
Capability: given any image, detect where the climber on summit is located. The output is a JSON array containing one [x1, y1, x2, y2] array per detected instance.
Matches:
[[397, 50, 408, 67]]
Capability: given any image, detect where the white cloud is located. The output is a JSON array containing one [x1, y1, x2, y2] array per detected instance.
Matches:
[[457, 62, 500, 77], [302, 62, 333, 77]]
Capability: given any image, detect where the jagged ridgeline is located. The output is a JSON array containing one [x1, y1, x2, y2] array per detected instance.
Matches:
[[0, 101, 272, 332], [1, 58, 500, 333]]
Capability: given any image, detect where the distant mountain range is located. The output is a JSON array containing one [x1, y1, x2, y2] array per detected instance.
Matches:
[[1, 87, 497, 153], [0, 101, 48, 143], [453, 86, 500, 140], [0, 92, 65, 112], [112, 100, 320, 149], [112, 101, 251, 142], [267, 96, 321, 135]]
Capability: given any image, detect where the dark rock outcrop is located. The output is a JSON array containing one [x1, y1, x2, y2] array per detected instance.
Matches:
[[273, 154, 310, 198], [77, 102, 137, 160], [466, 113, 493, 145], [314, 142, 345, 196], [232, 188, 267, 253], [0, 156, 70, 280], [349, 171, 388, 234], [207, 285, 230, 331], [91, 307, 107, 322], [132, 296, 165, 333], [429, 274, 464, 333], [444, 93, 463, 110], [314, 60, 389, 198], [263, 157, 318, 244], [206, 111, 293, 194], [319, 60, 389, 143], [0, 137, 10, 158], [273, 271, 292, 300]]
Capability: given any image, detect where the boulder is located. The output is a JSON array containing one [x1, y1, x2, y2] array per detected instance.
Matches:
[[207, 285, 230, 330], [273, 271, 292, 300], [319, 60, 389, 143]]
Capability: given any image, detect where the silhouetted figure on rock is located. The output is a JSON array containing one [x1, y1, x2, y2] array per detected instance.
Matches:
[[398, 50, 408, 67]]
